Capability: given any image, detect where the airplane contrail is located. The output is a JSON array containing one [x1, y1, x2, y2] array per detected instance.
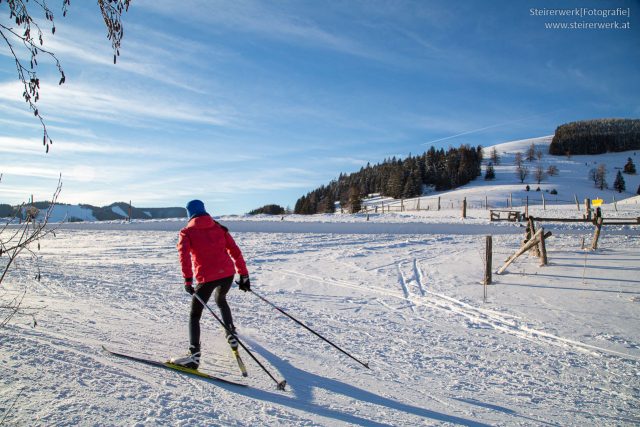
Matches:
[[422, 111, 562, 146]]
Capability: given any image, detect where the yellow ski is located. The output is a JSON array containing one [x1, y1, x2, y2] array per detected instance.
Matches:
[[102, 345, 247, 387]]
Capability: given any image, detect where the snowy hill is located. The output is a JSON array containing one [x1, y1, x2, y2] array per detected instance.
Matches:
[[5, 202, 187, 223], [1, 135, 640, 426], [5, 136, 638, 223], [361, 135, 640, 213]]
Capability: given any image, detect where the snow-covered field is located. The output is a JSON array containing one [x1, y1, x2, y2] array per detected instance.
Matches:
[[2, 137, 640, 426]]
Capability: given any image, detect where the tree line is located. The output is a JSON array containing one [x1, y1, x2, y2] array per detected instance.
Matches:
[[248, 204, 286, 215], [549, 118, 640, 155], [294, 145, 483, 214]]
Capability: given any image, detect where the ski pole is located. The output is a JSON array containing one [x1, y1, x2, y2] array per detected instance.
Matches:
[[249, 289, 370, 369], [192, 293, 287, 391]]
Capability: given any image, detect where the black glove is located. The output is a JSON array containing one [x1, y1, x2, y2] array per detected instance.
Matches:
[[236, 275, 251, 292], [184, 279, 195, 295]]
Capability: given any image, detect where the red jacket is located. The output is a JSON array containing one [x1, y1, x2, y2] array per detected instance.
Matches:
[[177, 215, 248, 284]]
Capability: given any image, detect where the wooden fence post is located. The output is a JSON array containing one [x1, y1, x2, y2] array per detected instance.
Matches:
[[438, 197, 441, 211], [510, 193, 513, 208], [527, 217, 540, 257], [462, 197, 467, 218], [591, 217, 604, 250], [538, 227, 548, 265], [542, 193, 546, 210], [484, 235, 492, 286], [497, 229, 544, 274], [525, 196, 529, 219], [574, 194, 580, 211], [585, 198, 591, 220], [485, 195, 488, 210]]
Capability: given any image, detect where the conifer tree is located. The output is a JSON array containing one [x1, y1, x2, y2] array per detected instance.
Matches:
[[595, 164, 607, 190], [385, 168, 404, 199], [613, 171, 626, 193], [348, 186, 362, 214], [484, 163, 495, 180], [624, 157, 636, 174]]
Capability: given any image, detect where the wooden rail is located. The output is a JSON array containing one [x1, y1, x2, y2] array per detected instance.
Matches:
[[489, 210, 523, 222], [531, 217, 639, 225], [531, 217, 593, 223]]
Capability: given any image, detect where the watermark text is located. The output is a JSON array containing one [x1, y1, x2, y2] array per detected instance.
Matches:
[[530, 7, 631, 30]]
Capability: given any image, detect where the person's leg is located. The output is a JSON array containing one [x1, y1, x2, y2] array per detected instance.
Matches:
[[213, 276, 237, 348], [170, 282, 216, 368], [213, 276, 234, 331], [189, 281, 217, 351]]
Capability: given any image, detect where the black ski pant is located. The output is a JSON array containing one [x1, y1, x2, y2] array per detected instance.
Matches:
[[189, 276, 234, 350]]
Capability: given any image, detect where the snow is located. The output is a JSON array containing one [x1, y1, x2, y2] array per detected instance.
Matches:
[[1, 136, 640, 426], [38, 204, 97, 222], [370, 135, 640, 212], [111, 205, 128, 218]]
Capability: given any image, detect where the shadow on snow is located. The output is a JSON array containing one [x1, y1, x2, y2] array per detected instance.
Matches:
[[220, 339, 492, 427]]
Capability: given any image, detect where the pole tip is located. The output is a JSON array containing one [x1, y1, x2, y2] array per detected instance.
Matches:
[[277, 380, 287, 391]]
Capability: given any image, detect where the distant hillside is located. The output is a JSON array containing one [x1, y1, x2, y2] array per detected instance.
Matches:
[[295, 145, 483, 214], [549, 118, 640, 155], [248, 204, 286, 215], [79, 203, 186, 221], [1, 202, 186, 222]]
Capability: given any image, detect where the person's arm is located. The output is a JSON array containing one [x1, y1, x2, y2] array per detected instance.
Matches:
[[224, 231, 249, 276], [177, 229, 194, 286]]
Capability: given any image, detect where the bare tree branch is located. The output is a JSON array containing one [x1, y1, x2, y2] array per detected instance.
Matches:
[[97, 0, 130, 64], [0, 174, 63, 327], [1, 0, 130, 152]]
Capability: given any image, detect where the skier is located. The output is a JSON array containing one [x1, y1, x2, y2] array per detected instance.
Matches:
[[170, 199, 251, 369]]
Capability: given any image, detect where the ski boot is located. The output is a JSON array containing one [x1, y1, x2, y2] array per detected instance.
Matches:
[[169, 344, 200, 370], [226, 326, 238, 350]]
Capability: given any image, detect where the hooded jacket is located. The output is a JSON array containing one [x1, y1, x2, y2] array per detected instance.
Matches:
[[177, 215, 248, 284]]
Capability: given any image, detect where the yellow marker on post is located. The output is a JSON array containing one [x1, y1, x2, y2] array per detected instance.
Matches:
[[592, 198, 603, 207]]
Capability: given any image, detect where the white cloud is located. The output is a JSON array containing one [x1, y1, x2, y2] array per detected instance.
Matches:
[[0, 137, 48, 155], [328, 156, 369, 165], [44, 25, 210, 93], [0, 164, 61, 180], [135, 0, 392, 62], [0, 80, 236, 128], [0, 136, 147, 155]]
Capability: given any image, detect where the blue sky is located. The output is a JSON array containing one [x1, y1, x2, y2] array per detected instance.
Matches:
[[1, 0, 638, 214]]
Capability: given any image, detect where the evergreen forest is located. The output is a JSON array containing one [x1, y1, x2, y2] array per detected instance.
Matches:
[[549, 118, 640, 155], [294, 145, 483, 214]]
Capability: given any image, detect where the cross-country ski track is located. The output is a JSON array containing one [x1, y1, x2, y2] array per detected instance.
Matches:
[[2, 211, 639, 425]]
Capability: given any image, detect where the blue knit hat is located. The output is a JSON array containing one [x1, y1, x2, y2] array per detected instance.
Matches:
[[186, 199, 207, 219]]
